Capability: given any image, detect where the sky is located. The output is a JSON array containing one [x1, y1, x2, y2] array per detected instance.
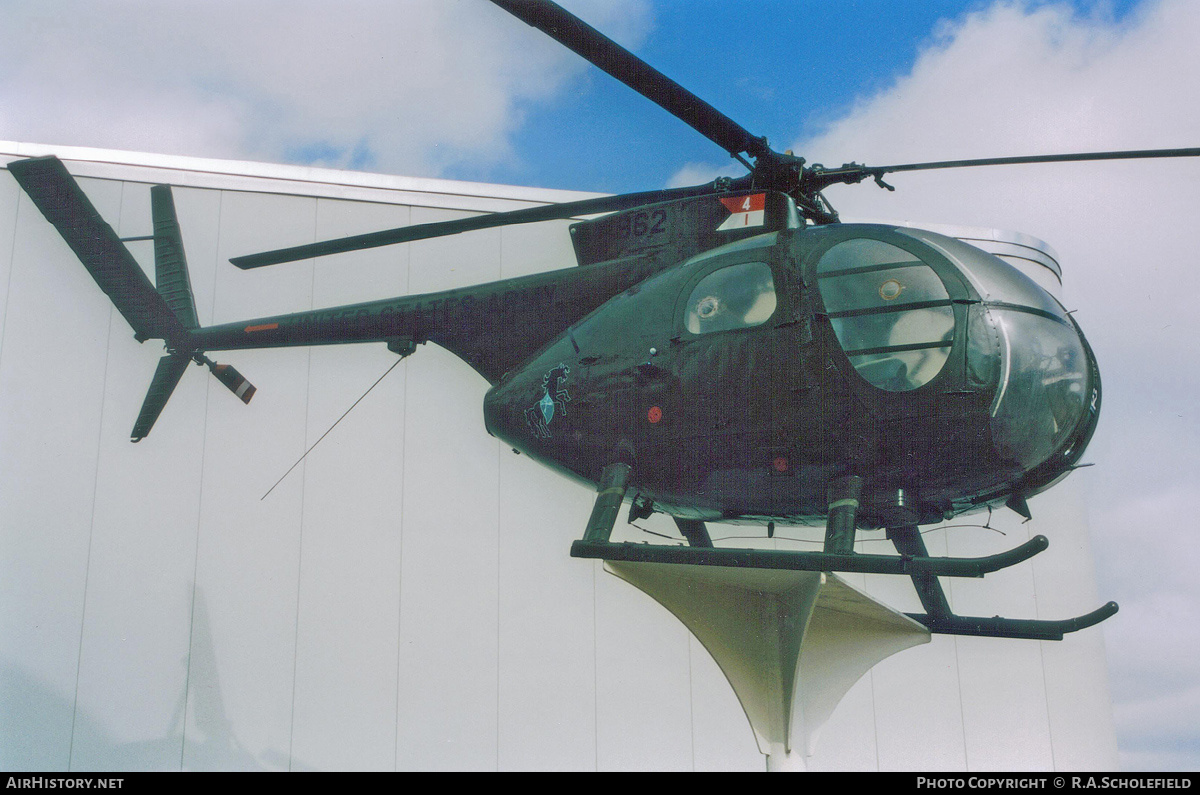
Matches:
[[1, 0, 1197, 772]]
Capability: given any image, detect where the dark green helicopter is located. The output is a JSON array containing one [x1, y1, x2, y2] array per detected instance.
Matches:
[[9, 0, 1199, 641]]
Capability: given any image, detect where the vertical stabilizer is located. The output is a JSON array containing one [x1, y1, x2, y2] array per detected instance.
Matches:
[[131, 354, 192, 442], [151, 185, 199, 329]]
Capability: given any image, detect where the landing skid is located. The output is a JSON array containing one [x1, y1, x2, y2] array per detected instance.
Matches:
[[908, 605, 1117, 641], [571, 538, 1116, 640], [573, 464, 1118, 641]]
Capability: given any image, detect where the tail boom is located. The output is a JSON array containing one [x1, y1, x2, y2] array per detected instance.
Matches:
[[8, 155, 655, 436], [192, 255, 655, 383]]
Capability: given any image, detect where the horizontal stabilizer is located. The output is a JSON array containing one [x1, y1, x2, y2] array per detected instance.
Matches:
[[7, 156, 190, 344], [131, 354, 191, 442]]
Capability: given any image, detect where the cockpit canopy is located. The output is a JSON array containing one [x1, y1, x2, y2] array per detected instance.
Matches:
[[813, 225, 1097, 477]]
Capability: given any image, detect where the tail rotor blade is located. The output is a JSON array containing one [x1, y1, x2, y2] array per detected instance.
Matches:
[[208, 361, 256, 404]]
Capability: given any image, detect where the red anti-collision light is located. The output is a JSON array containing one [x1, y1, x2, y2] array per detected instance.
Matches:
[[647, 406, 663, 423]]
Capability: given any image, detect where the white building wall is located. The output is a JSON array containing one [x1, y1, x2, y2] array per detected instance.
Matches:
[[0, 143, 1118, 771]]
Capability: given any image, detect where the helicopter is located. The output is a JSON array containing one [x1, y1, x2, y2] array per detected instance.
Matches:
[[8, 0, 1198, 644]]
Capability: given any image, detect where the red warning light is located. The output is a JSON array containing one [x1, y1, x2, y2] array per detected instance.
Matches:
[[771, 456, 789, 473], [647, 406, 663, 424]]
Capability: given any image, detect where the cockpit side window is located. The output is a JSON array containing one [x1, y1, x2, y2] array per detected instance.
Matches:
[[684, 261, 777, 335], [817, 239, 955, 391]]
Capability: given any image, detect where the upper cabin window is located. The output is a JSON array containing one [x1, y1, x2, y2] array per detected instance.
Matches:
[[684, 261, 777, 335], [817, 238, 955, 391]]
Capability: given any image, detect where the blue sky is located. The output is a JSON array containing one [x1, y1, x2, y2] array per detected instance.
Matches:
[[1, 0, 1196, 773]]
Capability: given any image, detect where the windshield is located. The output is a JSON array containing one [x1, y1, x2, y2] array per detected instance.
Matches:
[[816, 227, 1097, 478]]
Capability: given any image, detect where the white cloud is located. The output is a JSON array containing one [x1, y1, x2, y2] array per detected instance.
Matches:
[[0, 0, 651, 176], [664, 161, 745, 189], [768, 0, 1200, 769]]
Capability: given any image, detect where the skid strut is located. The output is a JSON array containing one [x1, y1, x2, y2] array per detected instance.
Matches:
[[581, 462, 631, 544], [824, 475, 863, 554], [674, 518, 713, 548], [889, 525, 952, 619]]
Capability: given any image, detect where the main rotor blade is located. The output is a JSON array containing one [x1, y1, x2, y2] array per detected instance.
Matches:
[[230, 181, 736, 269], [875, 146, 1200, 175], [489, 0, 772, 163], [809, 146, 1200, 190]]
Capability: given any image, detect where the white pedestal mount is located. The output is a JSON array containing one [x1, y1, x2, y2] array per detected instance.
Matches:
[[604, 561, 930, 771]]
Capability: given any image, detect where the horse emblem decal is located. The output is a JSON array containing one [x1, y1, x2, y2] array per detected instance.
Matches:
[[526, 363, 571, 439]]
